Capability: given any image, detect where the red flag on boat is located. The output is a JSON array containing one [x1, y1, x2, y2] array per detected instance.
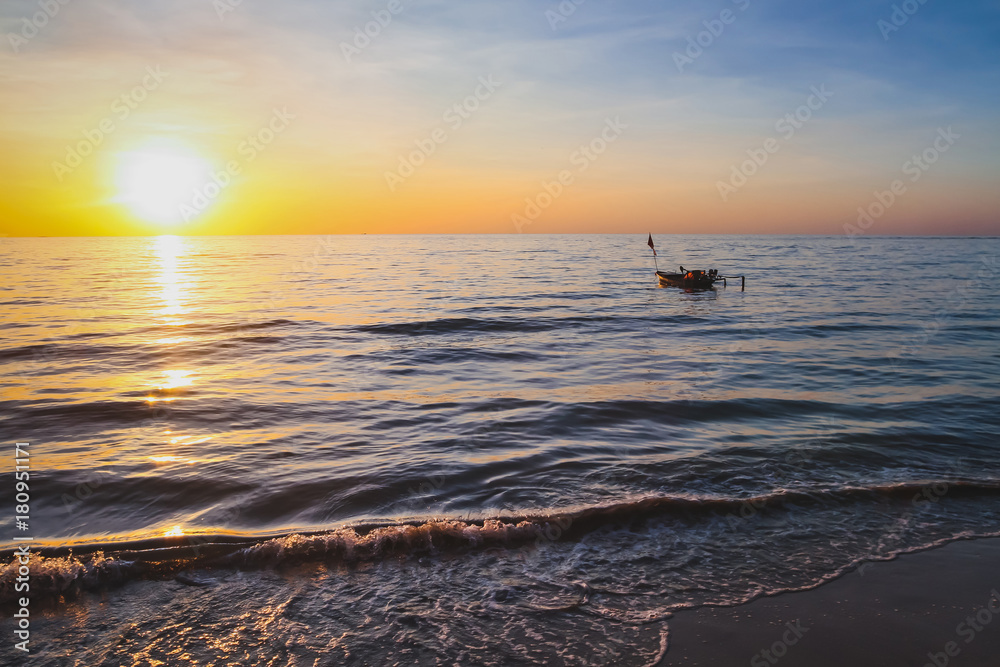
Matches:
[[647, 234, 656, 256]]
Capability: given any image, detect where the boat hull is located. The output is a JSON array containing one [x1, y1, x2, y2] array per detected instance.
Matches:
[[656, 271, 719, 289]]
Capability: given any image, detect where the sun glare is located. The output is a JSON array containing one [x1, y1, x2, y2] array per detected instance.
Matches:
[[115, 144, 212, 225]]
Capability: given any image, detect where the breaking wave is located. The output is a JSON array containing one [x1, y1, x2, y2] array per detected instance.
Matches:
[[5, 479, 1000, 604]]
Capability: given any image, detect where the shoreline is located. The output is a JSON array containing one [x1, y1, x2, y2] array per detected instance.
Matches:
[[664, 536, 1000, 666]]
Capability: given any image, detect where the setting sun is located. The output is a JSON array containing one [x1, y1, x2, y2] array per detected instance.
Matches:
[[115, 144, 212, 225]]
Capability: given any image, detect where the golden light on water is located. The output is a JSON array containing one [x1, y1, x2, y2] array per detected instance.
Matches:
[[155, 235, 187, 318], [149, 452, 204, 464], [156, 336, 193, 346], [146, 370, 194, 404], [168, 435, 211, 446], [160, 370, 193, 390], [143, 236, 211, 465]]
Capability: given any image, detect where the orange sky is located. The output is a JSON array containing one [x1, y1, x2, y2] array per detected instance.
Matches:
[[1, 1, 997, 236]]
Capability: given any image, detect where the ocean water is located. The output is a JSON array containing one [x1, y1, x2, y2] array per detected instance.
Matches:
[[1, 234, 999, 665]]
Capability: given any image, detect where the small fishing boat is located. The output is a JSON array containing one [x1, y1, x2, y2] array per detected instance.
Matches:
[[647, 235, 745, 290], [656, 268, 726, 289]]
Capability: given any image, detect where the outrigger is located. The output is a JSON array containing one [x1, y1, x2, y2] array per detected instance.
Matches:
[[647, 235, 745, 291]]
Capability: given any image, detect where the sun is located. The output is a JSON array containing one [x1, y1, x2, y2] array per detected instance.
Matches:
[[115, 143, 213, 225]]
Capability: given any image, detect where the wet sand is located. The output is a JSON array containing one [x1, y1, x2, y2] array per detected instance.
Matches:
[[664, 537, 1000, 667]]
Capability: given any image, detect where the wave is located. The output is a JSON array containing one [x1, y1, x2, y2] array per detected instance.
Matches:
[[0, 342, 128, 363], [353, 317, 556, 336], [200, 318, 300, 334], [0, 330, 296, 369], [0, 318, 302, 359], [4, 480, 1000, 604], [350, 314, 705, 337]]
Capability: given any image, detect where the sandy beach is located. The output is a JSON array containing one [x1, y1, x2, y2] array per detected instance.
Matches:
[[665, 537, 1000, 666]]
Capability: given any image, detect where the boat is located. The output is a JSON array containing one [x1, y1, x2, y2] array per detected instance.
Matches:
[[656, 268, 725, 289], [646, 235, 745, 290]]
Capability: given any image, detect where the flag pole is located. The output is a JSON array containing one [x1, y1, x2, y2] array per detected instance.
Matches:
[[647, 233, 658, 272]]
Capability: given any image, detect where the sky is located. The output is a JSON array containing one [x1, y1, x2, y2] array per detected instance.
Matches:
[[0, 0, 998, 236]]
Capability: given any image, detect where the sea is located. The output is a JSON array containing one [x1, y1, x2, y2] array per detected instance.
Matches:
[[1, 234, 999, 665]]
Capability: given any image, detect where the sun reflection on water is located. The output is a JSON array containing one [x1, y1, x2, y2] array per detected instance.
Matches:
[[143, 236, 209, 458], [155, 235, 187, 319], [160, 370, 193, 389]]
